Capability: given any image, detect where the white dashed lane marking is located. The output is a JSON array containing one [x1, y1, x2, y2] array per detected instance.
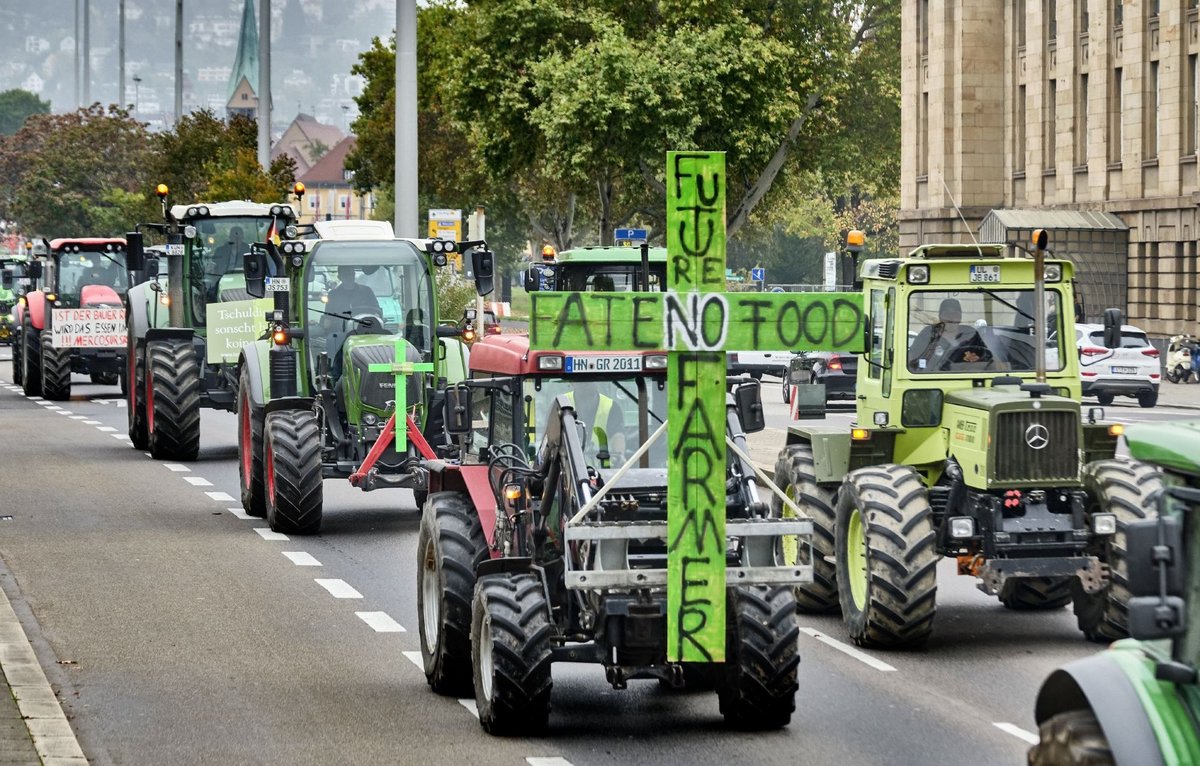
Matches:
[[527, 759, 574, 766], [355, 611, 405, 632], [163, 464, 190, 472], [54, 410, 70, 415], [993, 722, 1039, 745], [205, 491, 236, 502], [282, 551, 321, 566], [314, 579, 362, 599], [183, 476, 213, 486], [458, 699, 479, 719], [96, 426, 117, 432], [43, 405, 60, 410], [69, 415, 86, 420], [226, 507, 252, 520], [799, 627, 897, 672], [112, 434, 131, 441], [82, 420, 101, 425], [254, 528, 289, 541], [402, 651, 423, 670]]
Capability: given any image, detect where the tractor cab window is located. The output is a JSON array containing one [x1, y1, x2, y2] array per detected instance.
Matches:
[[55, 250, 128, 297], [188, 216, 275, 321], [560, 265, 666, 292], [524, 375, 668, 469], [302, 240, 434, 378], [907, 289, 1064, 374]]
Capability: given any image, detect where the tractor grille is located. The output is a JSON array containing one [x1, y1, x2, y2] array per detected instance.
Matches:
[[993, 410, 1079, 483], [349, 343, 421, 413]]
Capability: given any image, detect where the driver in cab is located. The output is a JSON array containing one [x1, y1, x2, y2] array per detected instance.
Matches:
[[323, 265, 382, 326], [908, 297, 991, 372]]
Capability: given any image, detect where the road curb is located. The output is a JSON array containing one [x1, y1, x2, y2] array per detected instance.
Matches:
[[0, 584, 87, 765]]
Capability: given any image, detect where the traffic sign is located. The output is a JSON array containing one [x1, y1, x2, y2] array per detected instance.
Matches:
[[750, 267, 766, 281], [614, 227, 648, 246]]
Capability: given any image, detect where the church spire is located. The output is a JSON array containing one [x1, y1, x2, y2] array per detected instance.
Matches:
[[226, 0, 260, 107]]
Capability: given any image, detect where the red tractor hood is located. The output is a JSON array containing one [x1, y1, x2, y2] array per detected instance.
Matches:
[[80, 284, 122, 306]]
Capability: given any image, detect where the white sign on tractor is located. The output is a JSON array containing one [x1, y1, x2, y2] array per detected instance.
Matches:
[[51, 307, 126, 349]]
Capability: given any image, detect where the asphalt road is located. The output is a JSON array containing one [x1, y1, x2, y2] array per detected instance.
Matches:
[[0, 351, 1192, 765]]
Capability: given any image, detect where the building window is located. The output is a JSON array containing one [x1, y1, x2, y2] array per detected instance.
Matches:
[[1048, 0, 1058, 39], [919, 0, 929, 52], [1189, 55, 1198, 155], [1017, 85, 1027, 171], [1109, 67, 1122, 163], [1076, 73, 1089, 164], [241, 93, 248, 101], [1045, 79, 1057, 167], [1113, 0, 1123, 28], [1149, 0, 1160, 16], [919, 92, 929, 176], [1080, 0, 1090, 33], [1146, 61, 1159, 158], [1017, 0, 1027, 47]]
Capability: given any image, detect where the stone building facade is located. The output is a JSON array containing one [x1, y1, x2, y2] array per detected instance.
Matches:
[[901, 0, 1200, 336]]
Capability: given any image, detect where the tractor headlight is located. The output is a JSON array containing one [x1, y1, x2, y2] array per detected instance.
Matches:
[[645, 354, 667, 369], [198, 206, 210, 216], [1091, 513, 1117, 535], [284, 224, 298, 239], [183, 225, 197, 239], [362, 412, 378, 426], [908, 264, 930, 284], [433, 253, 448, 267], [949, 517, 975, 539], [537, 355, 563, 371], [873, 411, 889, 426], [1043, 263, 1062, 282]]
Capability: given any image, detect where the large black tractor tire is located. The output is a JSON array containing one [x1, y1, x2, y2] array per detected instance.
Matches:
[[1073, 459, 1162, 643], [10, 331, 21, 385], [773, 444, 839, 613], [1028, 708, 1115, 766], [835, 465, 938, 648], [417, 492, 488, 696], [126, 340, 149, 450], [717, 585, 799, 730], [471, 573, 553, 735], [40, 333, 71, 401], [146, 339, 201, 461], [999, 577, 1073, 610], [20, 316, 40, 396], [264, 410, 323, 535], [237, 367, 266, 518]]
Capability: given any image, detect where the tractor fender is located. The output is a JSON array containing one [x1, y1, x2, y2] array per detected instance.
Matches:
[[124, 283, 151, 342], [264, 396, 314, 416], [13, 299, 25, 327], [24, 291, 45, 330], [476, 557, 534, 578], [238, 347, 267, 409], [454, 464, 499, 554], [145, 328, 193, 343], [785, 425, 851, 485], [1034, 650, 1167, 766]]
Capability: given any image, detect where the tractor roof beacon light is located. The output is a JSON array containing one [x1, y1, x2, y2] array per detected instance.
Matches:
[[293, 182, 305, 198], [846, 229, 866, 253], [541, 244, 556, 262]]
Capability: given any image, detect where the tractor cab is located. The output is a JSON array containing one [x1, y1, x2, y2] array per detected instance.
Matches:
[[523, 245, 665, 293], [42, 238, 129, 308]]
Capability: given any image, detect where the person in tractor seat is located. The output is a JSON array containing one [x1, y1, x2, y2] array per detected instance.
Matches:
[[570, 385, 627, 466], [323, 265, 385, 383], [908, 297, 992, 372]]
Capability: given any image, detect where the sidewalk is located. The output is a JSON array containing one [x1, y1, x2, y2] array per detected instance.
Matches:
[[1154, 380, 1200, 410]]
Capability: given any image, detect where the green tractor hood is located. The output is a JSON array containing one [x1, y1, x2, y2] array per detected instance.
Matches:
[[1126, 422, 1200, 479]]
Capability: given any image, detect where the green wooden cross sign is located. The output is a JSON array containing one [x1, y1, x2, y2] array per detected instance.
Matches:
[[367, 336, 433, 450], [529, 151, 865, 662]]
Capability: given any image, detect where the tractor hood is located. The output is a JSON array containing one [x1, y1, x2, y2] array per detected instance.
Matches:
[[342, 334, 422, 419], [1126, 421, 1200, 479], [944, 385, 1079, 415]]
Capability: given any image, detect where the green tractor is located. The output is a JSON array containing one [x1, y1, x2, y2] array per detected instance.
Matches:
[[523, 243, 665, 292], [124, 186, 301, 460], [1030, 421, 1200, 764], [773, 234, 1161, 647], [234, 221, 489, 534]]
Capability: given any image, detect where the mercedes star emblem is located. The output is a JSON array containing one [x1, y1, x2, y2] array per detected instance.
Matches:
[[1025, 423, 1050, 450]]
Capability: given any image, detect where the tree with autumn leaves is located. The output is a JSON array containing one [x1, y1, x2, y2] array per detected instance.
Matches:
[[0, 106, 296, 239]]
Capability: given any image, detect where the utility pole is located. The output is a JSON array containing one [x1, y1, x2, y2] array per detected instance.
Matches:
[[74, 0, 80, 108], [394, 0, 418, 237], [174, 0, 183, 124], [82, 0, 91, 105], [257, 0, 271, 170], [118, 0, 126, 108]]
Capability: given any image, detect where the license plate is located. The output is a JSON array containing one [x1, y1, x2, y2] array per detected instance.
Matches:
[[265, 277, 290, 292], [969, 265, 1001, 283], [1111, 366, 1136, 374], [565, 355, 642, 373]]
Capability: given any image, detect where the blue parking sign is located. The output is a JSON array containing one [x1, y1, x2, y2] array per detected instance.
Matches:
[[750, 267, 766, 281]]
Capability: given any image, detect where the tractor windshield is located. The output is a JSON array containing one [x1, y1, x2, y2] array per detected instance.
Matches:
[[303, 240, 434, 363], [559, 264, 665, 292], [907, 289, 1065, 374], [523, 375, 668, 469], [188, 216, 275, 321], [55, 249, 128, 298]]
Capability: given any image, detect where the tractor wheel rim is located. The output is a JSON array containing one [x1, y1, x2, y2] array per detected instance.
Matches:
[[478, 613, 494, 702], [240, 399, 252, 487], [421, 538, 440, 650], [847, 507, 868, 610], [781, 485, 799, 566]]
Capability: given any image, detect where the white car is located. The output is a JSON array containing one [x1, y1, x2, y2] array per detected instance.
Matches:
[[727, 350, 797, 379], [1076, 323, 1160, 408]]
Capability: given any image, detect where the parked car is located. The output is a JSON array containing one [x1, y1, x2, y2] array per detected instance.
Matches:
[[781, 351, 857, 403], [727, 350, 796, 379], [1165, 334, 1197, 383], [1076, 322, 1160, 407]]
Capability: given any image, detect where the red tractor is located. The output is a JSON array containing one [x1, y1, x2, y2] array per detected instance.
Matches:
[[416, 334, 807, 734], [12, 238, 129, 400]]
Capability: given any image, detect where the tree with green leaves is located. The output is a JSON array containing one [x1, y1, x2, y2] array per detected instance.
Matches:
[[0, 89, 51, 136]]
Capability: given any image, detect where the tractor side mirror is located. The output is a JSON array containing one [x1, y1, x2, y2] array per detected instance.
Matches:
[[1125, 516, 1187, 640], [142, 255, 160, 281], [471, 248, 495, 297], [789, 357, 812, 384], [1, 268, 12, 290], [445, 384, 472, 437], [734, 379, 765, 434], [523, 266, 539, 292], [1102, 307, 1123, 349], [243, 251, 268, 298], [125, 231, 145, 275], [27, 261, 42, 280]]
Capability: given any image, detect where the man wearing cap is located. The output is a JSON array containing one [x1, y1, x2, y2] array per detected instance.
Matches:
[[908, 297, 991, 371]]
